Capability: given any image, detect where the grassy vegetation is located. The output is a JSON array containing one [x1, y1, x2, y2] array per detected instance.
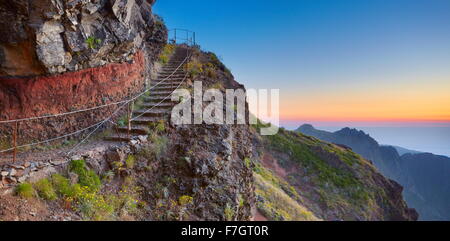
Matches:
[[204, 62, 217, 79], [207, 52, 232, 76], [51, 174, 77, 198], [16, 183, 35, 199], [253, 165, 319, 221], [224, 203, 235, 221], [0, 137, 11, 151], [264, 129, 372, 204], [178, 195, 193, 206], [85, 36, 102, 49], [148, 120, 166, 134], [244, 157, 252, 169], [15, 160, 145, 220], [34, 178, 57, 201], [159, 44, 176, 64], [251, 120, 383, 219], [125, 155, 136, 169], [185, 59, 204, 78], [149, 133, 169, 159], [70, 159, 101, 191], [117, 115, 129, 127], [254, 162, 302, 202], [209, 82, 223, 90]]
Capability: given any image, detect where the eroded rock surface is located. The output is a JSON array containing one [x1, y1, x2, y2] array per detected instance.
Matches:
[[0, 0, 165, 76]]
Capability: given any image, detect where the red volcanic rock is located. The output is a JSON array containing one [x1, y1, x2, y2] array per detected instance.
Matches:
[[0, 52, 146, 142]]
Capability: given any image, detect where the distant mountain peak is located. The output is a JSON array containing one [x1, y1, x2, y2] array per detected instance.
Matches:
[[297, 124, 315, 130]]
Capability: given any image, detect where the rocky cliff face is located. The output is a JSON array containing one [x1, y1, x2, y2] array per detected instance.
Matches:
[[0, 0, 164, 76], [0, 47, 255, 221], [0, 0, 166, 144]]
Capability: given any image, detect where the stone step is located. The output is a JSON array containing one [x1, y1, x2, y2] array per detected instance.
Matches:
[[150, 86, 181, 91], [140, 102, 175, 108], [163, 63, 185, 68], [151, 90, 175, 96], [158, 69, 184, 72], [135, 106, 172, 112], [159, 69, 185, 73], [151, 80, 184, 85], [152, 78, 185, 83], [162, 65, 185, 69], [116, 126, 149, 135], [133, 109, 170, 117], [157, 74, 186, 78], [144, 96, 177, 103], [104, 134, 133, 142], [105, 48, 187, 143], [131, 116, 168, 124], [158, 72, 185, 76]]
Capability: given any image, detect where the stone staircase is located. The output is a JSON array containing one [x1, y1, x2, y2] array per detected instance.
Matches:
[[105, 47, 189, 142]]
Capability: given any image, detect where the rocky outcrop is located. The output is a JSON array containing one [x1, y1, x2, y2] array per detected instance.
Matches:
[[0, 0, 167, 144], [0, 0, 165, 76], [0, 47, 256, 221]]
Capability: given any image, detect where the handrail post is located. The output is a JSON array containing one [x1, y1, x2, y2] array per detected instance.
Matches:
[[174, 29, 177, 44], [127, 102, 133, 139], [12, 121, 19, 162]]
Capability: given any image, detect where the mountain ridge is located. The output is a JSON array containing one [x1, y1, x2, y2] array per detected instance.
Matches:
[[297, 124, 450, 220]]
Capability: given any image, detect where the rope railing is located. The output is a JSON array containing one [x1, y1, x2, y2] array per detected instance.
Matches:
[[67, 49, 193, 155], [0, 41, 195, 158], [0, 52, 189, 125]]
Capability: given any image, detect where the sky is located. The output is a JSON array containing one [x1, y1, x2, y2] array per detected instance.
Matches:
[[154, 0, 450, 128]]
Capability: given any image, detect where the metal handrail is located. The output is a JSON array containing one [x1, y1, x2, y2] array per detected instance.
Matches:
[[169, 28, 196, 46]]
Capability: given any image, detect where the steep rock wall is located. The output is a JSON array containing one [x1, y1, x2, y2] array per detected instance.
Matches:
[[0, 0, 166, 145]]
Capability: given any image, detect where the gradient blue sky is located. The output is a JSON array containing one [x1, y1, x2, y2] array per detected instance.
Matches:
[[154, 0, 450, 128]]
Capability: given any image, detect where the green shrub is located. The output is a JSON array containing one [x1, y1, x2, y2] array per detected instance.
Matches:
[[16, 183, 35, 199], [74, 185, 114, 221], [151, 134, 169, 159], [204, 63, 217, 79], [117, 116, 128, 127], [155, 120, 166, 133], [244, 158, 252, 168], [178, 195, 193, 206], [125, 155, 136, 169], [159, 44, 175, 64], [224, 203, 235, 221], [70, 159, 101, 191], [210, 82, 223, 90], [186, 60, 203, 78], [51, 174, 76, 198], [85, 36, 102, 49], [148, 120, 166, 134], [159, 54, 169, 64], [34, 178, 57, 201]]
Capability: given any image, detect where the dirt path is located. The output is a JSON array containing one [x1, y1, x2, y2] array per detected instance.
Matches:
[[254, 210, 269, 221], [0, 140, 118, 165]]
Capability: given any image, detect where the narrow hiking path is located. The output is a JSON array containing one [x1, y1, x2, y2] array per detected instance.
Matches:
[[0, 46, 189, 165], [105, 46, 189, 142]]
